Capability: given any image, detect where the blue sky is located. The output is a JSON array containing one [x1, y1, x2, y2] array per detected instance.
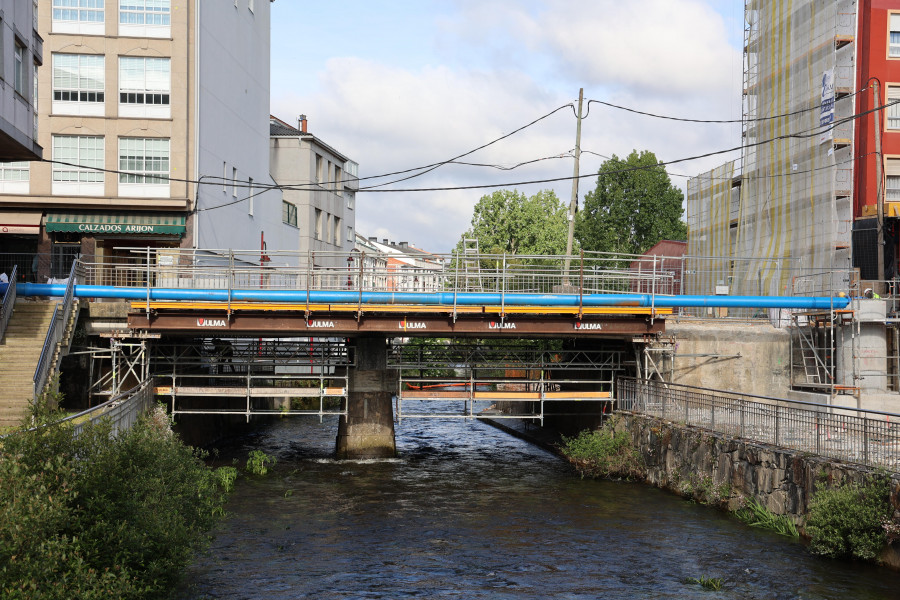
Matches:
[[271, 1, 745, 253]]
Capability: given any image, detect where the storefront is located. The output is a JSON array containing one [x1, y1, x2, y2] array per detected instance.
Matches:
[[44, 211, 187, 282], [0, 211, 42, 282]]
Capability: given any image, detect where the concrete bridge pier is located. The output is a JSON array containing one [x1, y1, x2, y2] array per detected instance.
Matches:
[[336, 335, 397, 459]]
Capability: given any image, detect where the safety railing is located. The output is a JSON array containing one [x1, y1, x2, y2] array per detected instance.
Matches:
[[60, 379, 156, 438], [0, 264, 17, 342], [33, 258, 82, 399], [617, 377, 900, 471], [398, 373, 614, 423], [73, 247, 842, 303]]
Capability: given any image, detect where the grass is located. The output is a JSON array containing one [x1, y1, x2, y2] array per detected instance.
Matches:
[[684, 576, 724, 591], [735, 497, 799, 538], [559, 420, 645, 480]]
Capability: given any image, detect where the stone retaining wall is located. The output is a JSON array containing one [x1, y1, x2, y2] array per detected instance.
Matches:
[[615, 411, 900, 566]]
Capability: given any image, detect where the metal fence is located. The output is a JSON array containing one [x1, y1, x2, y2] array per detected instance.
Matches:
[[617, 377, 900, 471], [59, 379, 156, 438], [72, 247, 850, 301], [33, 258, 83, 398], [0, 264, 17, 342]]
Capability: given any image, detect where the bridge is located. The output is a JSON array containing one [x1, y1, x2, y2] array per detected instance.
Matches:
[[0, 248, 849, 457]]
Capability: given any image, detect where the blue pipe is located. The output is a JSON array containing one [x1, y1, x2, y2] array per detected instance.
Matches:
[[2, 282, 850, 310]]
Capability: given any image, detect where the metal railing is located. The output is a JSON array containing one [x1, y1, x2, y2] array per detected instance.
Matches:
[[73, 247, 847, 308], [33, 258, 82, 399], [617, 377, 900, 471], [60, 379, 156, 438], [0, 264, 17, 342]]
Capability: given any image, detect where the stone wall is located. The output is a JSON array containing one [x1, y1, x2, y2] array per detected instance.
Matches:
[[615, 412, 900, 568]]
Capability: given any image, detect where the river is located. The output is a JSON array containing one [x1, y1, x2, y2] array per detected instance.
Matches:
[[177, 413, 900, 599]]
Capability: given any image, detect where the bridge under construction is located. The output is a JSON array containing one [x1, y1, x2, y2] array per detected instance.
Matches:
[[0, 248, 855, 457]]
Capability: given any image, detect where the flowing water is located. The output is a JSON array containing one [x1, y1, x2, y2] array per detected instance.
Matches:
[[177, 414, 900, 599]]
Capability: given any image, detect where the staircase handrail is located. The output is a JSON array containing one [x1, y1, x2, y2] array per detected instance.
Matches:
[[0, 265, 17, 342], [33, 258, 82, 399], [60, 379, 155, 438]]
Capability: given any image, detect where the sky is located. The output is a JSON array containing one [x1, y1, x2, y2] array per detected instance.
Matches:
[[270, 0, 746, 254]]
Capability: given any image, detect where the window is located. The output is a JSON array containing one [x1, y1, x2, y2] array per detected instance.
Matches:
[[119, 56, 170, 118], [52, 135, 104, 195], [315, 154, 322, 183], [0, 161, 29, 181], [283, 201, 297, 227], [892, 14, 900, 58], [232, 167, 237, 196], [887, 158, 900, 201], [334, 164, 342, 195], [334, 217, 341, 245], [346, 191, 355, 210], [52, 0, 105, 35], [14, 42, 24, 96], [248, 0, 255, 13], [314, 209, 322, 240], [347, 225, 353, 245], [118, 138, 169, 195], [120, 1, 170, 37], [0, 161, 30, 194], [889, 86, 900, 130], [247, 177, 253, 215], [53, 54, 104, 115], [222, 162, 227, 192]]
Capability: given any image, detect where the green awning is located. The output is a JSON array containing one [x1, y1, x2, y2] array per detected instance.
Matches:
[[45, 212, 186, 235]]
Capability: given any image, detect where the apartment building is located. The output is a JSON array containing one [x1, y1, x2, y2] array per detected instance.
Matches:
[[0, 1, 283, 280], [0, 0, 41, 161], [687, 0, 900, 297], [270, 115, 357, 269]]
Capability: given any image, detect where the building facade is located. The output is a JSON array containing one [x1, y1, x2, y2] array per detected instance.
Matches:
[[270, 115, 357, 269], [0, 0, 280, 281], [0, 0, 41, 162], [687, 0, 900, 297]]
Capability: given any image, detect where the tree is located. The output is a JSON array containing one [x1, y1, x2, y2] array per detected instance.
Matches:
[[454, 189, 569, 257], [575, 150, 686, 256]]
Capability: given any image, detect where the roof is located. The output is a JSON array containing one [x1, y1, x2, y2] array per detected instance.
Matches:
[[269, 115, 350, 163]]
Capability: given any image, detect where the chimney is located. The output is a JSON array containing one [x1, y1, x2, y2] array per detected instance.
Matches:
[[368, 236, 377, 242], [399, 242, 408, 249], [298, 114, 308, 133], [383, 239, 389, 245]]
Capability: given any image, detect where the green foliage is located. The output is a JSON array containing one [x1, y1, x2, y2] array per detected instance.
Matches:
[[684, 576, 724, 591], [735, 497, 799, 538], [455, 189, 569, 257], [575, 150, 686, 256], [0, 410, 230, 599], [560, 423, 645, 480], [246, 449, 277, 476], [215, 466, 239, 494], [805, 476, 892, 561]]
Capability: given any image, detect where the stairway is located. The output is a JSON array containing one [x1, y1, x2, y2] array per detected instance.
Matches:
[[0, 300, 58, 429]]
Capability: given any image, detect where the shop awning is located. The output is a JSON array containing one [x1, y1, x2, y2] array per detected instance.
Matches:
[[0, 211, 42, 234], [45, 212, 186, 235]]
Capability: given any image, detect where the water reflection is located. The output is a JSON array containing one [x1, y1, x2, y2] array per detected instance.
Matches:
[[178, 415, 900, 599]]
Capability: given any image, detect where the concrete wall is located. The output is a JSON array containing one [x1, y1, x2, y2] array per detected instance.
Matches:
[[195, 0, 288, 252], [665, 320, 792, 397]]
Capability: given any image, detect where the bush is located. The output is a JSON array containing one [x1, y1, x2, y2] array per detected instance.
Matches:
[[246, 449, 277, 476], [560, 423, 645, 480], [0, 410, 230, 599], [805, 476, 892, 561]]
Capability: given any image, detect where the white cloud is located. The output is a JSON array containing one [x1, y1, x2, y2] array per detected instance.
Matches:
[[270, 1, 743, 253]]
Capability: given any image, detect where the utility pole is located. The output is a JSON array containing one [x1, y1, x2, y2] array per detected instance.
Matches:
[[875, 80, 885, 294], [563, 88, 584, 286]]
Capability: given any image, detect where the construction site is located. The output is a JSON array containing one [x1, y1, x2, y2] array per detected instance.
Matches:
[[684, 0, 900, 412]]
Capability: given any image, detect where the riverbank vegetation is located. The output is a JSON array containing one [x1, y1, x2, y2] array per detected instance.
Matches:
[[559, 420, 645, 479], [0, 401, 232, 599], [735, 497, 799, 538], [806, 475, 894, 561]]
